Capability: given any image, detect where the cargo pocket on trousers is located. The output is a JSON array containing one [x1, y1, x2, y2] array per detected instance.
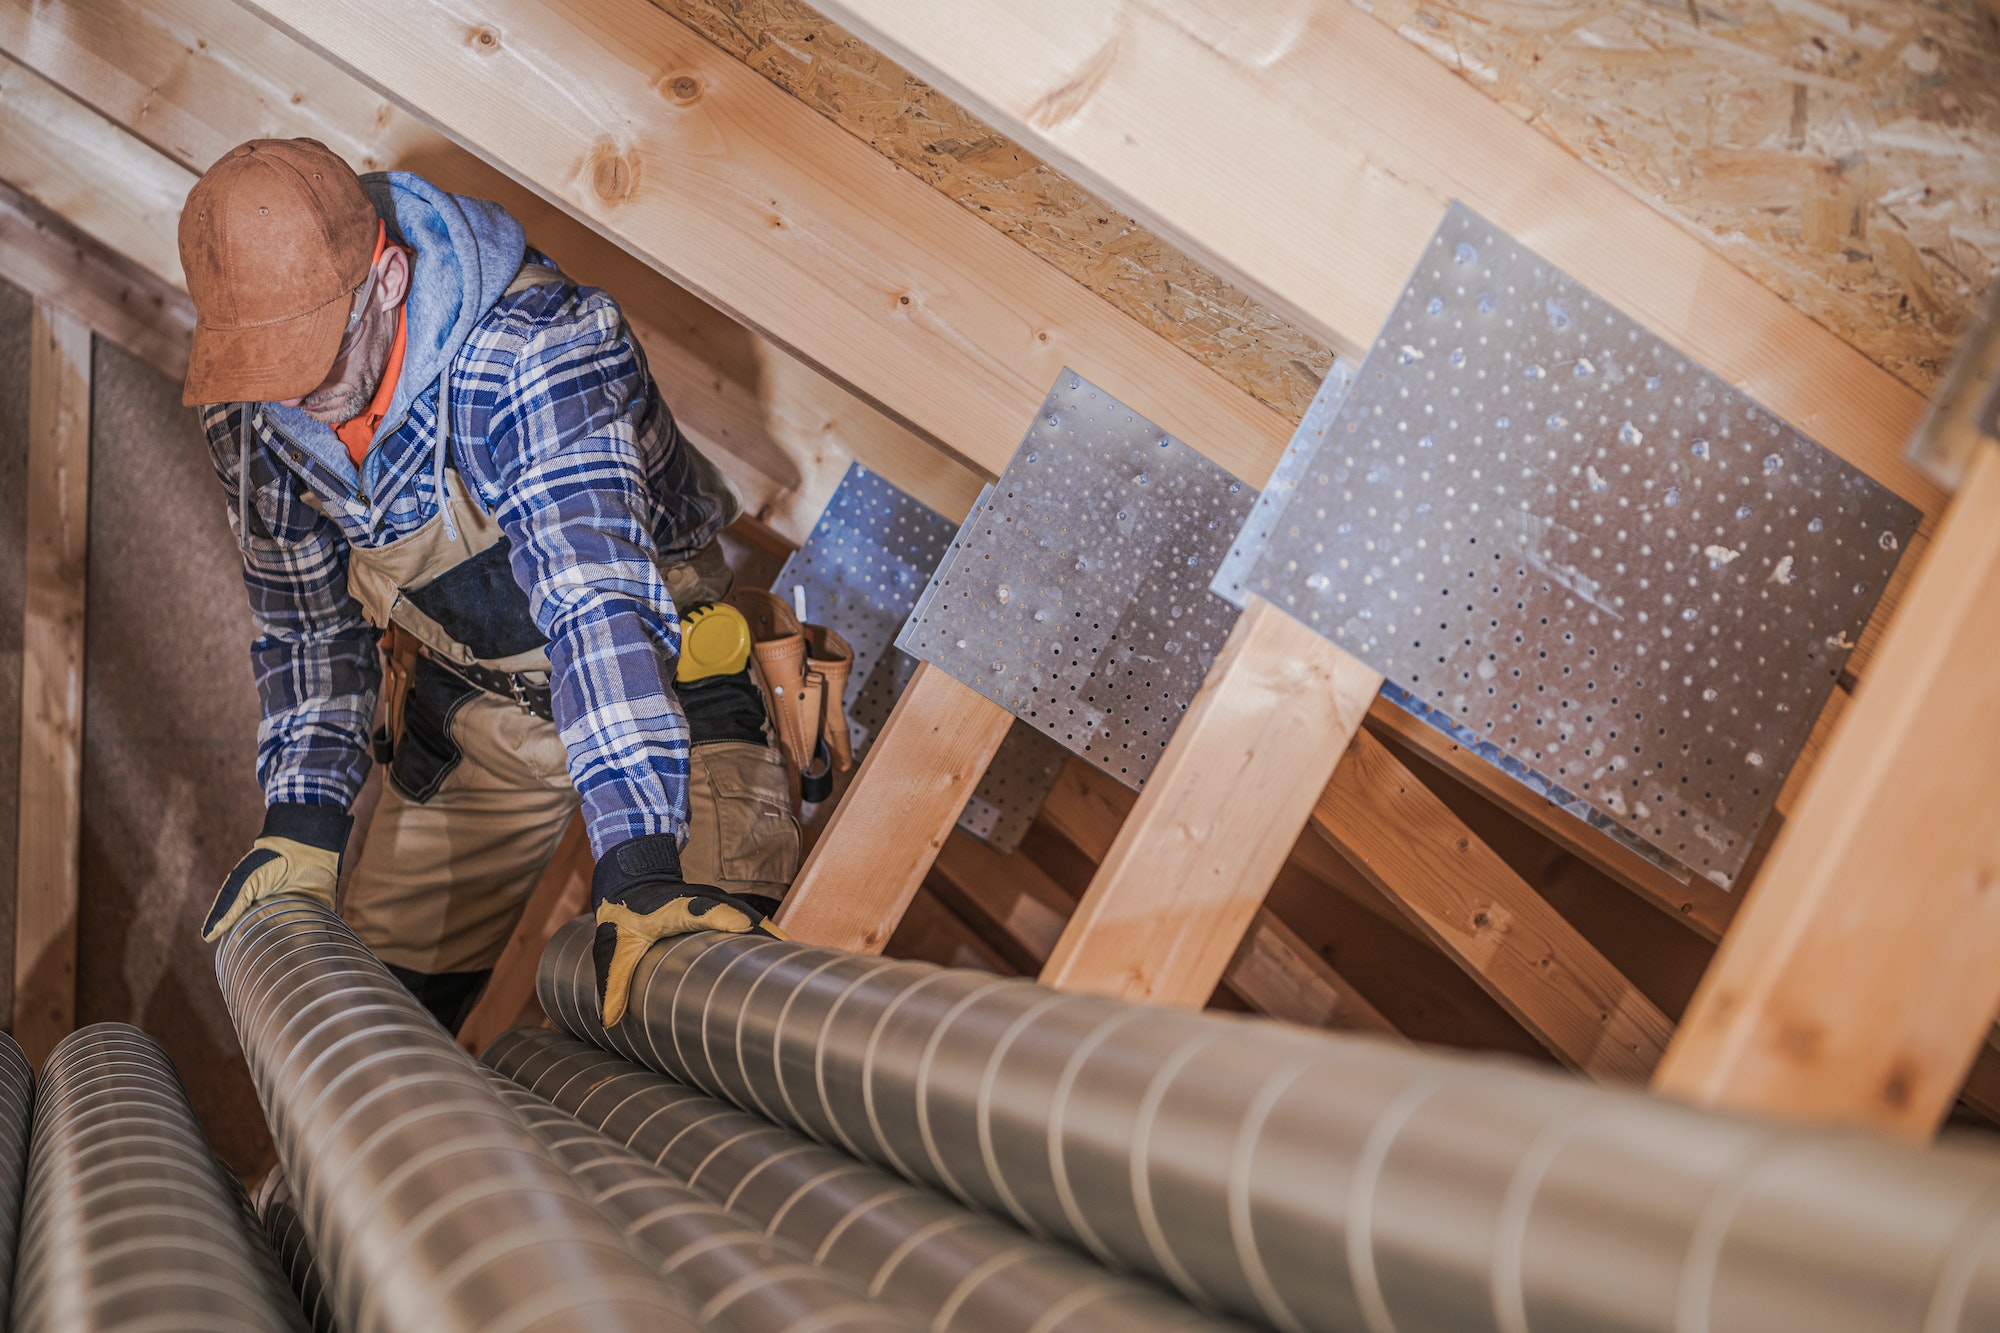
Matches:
[[389, 657, 479, 803], [688, 741, 801, 888]]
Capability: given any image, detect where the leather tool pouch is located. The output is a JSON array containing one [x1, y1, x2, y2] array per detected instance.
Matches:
[[373, 624, 421, 766], [804, 623, 856, 773], [728, 589, 814, 770]]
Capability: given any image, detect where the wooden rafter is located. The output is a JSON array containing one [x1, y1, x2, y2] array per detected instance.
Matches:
[[930, 827, 1398, 1037], [1039, 598, 1380, 1008], [0, 179, 191, 381], [227, 0, 1294, 487], [776, 666, 1013, 952], [0, 53, 188, 287], [1313, 732, 1673, 1081], [455, 813, 590, 1057], [14, 300, 92, 1066], [1656, 366, 2000, 1137]]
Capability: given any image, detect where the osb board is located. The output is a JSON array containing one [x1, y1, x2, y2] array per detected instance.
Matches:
[[0, 277, 32, 1030], [646, 0, 1339, 422], [1358, 0, 2000, 396], [78, 338, 274, 1178]]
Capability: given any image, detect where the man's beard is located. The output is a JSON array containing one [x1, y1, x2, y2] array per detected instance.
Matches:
[[298, 320, 392, 425]]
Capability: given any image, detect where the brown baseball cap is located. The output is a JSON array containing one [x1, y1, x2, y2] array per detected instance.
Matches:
[[178, 138, 379, 406]]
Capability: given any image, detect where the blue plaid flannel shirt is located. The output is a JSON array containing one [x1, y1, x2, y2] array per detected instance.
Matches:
[[200, 273, 727, 856]]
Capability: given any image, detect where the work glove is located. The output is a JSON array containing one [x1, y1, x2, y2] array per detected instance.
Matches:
[[201, 802, 353, 943], [592, 832, 786, 1026]]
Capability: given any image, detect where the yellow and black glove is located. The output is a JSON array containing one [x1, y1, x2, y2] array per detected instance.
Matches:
[[201, 803, 352, 943], [591, 832, 786, 1027]]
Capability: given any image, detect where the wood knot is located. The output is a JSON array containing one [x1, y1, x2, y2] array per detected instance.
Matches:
[[1777, 1020, 1823, 1061], [1471, 911, 1491, 930], [587, 144, 639, 207], [1882, 1060, 1917, 1111], [468, 25, 500, 52], [665, 73, 702, 104]]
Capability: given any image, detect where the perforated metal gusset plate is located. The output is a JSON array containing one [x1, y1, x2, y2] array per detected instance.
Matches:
[[775, 464, 955, 736], [1218, 361, 1696, 884], [773, 465, 1066, 854], [955, 725, 1071, 848], [898, 370, 1255, 790], [1222, 203, 1920, 882]]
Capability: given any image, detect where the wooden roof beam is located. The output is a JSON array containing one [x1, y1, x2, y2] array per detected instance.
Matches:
[[227, 0, 1295, 488], [0, 179, 191, 382], [1657, 358, 2000, 1138]]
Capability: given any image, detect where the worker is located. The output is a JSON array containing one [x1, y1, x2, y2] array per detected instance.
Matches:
[[178, 138, 795, 1032]]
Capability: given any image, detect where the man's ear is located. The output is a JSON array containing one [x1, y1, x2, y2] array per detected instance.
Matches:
[[378, 244, 413, 310]]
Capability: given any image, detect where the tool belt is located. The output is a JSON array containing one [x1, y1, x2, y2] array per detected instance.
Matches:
[[727, 588, 854, 802], [424, 651, 554, 721]]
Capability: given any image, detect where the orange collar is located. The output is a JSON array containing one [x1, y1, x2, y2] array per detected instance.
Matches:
[[335, 303, 408, 466]]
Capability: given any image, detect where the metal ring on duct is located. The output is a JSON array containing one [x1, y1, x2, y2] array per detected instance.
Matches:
[[537, 923, 2000, 1333], [478, 1065, 918, 1332], [11, 1023, 308, 1332], [483, 1027, 1241, 1333], [254, 1170, 338, 1333], [0, 1032, 32, 1320], [213, 897, 694, 1333]]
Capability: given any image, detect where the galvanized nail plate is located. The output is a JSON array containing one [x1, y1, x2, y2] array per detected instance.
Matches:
[[774, 463, 1066, 852], [1221, 202, 1919, 883], [898, 370, 1255, 790]]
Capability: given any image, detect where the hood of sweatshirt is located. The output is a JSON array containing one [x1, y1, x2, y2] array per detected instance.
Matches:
[[261, 172, 526, 508]]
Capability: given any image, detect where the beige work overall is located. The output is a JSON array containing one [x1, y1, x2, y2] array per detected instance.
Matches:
[[340, 470, 800, 976]]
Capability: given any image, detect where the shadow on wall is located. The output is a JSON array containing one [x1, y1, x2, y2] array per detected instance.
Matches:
[[79, 336, 276, 1179]]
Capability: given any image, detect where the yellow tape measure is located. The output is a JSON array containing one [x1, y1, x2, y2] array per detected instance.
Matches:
[[677, 601, 753, 683]]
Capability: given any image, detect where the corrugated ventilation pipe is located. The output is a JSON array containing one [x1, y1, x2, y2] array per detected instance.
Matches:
[[537, 923, 2000, 1333], [213, 897, 694, 1333], [478, 1064, 921, 1332], [0, 1032, 31, 1319], [11, 1023, 306, 1332], [484, 1026, 1243, 1333], [254, 1169, 338, 1333]]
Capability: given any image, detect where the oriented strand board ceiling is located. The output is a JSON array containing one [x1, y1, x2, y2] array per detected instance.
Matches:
[[652, 0, 1999, 403]]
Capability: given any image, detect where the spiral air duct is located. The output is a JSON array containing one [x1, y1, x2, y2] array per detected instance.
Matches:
[[485, 1026, 1242, 1333], [254, 1170, 338, 1333], [214, 897, 692, 1333], [11, 1023, 308, 1332], [539, 923, 2000, 1333], [0, 1032, 31, 1320], [480, 1066, 916, 1332]]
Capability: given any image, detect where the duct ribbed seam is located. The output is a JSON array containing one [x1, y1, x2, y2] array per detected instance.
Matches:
[[538, 923, 2000, 1333], [485, 1026, 1241, 1333], [11, 1023, 308, 1332], [254, 1170, 338, 1333], [213, 897, 694, 1333], [478, 1065, 917, 1332], [0, 1032, 31, 1321]]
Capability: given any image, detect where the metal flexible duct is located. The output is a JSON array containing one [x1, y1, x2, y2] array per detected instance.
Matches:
[[254, 1170, 338, 1333], [11, 1023, 308, 1332], [213, 897, 693, 1333], [539, 924, 2000, 1333], [484, 1026, 1242, 1333], [479, 1066, 917, 1332], [0, 1032, 31, 1320]]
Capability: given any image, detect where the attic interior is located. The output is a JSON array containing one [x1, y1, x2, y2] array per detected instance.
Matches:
[[0, 0, 1997, 1328]]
